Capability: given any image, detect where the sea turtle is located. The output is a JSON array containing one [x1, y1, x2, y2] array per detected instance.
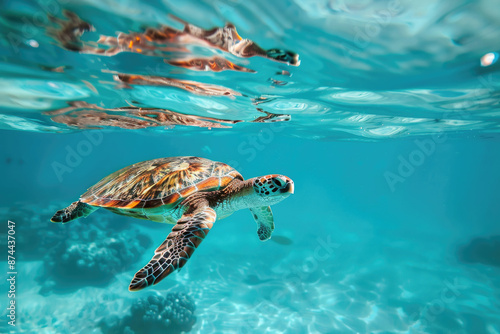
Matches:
[[50, 156, 294, 291]]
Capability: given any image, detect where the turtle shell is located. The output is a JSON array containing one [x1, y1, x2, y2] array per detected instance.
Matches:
[[80, 156, 242, 209]]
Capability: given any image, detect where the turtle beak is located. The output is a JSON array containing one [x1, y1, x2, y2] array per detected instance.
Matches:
[[280, 180, 294, 194]]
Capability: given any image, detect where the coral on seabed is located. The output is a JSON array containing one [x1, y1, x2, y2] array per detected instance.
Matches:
[[1, 203, 154, 293], [101, 293, 196, 334], [0, 203, 71, 260], [36, 208, 152, 294]]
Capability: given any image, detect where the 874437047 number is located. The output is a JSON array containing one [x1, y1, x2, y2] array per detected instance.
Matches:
[[8, 220, 16, 271]]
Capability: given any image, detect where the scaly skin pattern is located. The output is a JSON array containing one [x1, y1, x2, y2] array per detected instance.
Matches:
[[50, 156, 294, 291], [128, 175, 294, 291], [129, 205, 217, 291], [107, 175, 292, 224], [79, 156, 242, 220]]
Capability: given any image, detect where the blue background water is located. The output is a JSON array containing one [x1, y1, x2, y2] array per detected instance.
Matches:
[[1, 0, 500, 333]]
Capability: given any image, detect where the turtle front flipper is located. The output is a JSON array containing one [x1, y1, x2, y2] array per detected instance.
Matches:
[[129, 206, 217, 291], [50, 201, 97, 223], [249, 206, 275, 241]]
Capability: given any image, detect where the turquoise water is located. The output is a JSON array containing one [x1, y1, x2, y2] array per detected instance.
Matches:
[[1, 0, 500, 333]]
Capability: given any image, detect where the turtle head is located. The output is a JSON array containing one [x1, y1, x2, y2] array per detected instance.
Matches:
[[251, 174, 294, 205]]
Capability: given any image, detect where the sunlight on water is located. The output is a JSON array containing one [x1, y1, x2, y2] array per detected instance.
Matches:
[[1, 1, 500, 334], [0, 0, 499, 139]]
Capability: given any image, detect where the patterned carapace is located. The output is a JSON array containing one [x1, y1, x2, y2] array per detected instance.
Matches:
[[80, 157, 242, 209]]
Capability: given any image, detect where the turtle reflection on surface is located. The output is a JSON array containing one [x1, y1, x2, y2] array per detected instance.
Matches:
[[166, 56, 256, 73], [113, 73, 242, 97], [47, 11, 300, 70], [44, 101, 241, 130]]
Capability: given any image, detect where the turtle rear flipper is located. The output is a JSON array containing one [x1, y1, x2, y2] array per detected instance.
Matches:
[[50, 201, 97, 223]]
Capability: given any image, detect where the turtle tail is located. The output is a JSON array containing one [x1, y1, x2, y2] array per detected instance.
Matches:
[[50, 201, 97, 223]]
